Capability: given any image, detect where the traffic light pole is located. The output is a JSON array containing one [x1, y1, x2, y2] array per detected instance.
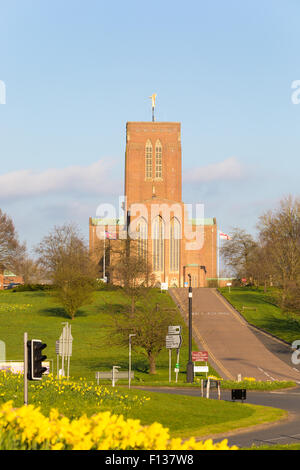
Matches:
[[186, 274, 194, 383], [24, 332, 28, 405]]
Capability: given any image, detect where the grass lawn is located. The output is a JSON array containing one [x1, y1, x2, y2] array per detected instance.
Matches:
[[0, 286, 218, 383], [219, 286, 300, 344]]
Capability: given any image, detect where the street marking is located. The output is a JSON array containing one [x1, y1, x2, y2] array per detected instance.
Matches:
[[193, 324, 235, 381], [253, 433, 300, 443], [257, 367, 276, 381], [213, 290, 247, 326]]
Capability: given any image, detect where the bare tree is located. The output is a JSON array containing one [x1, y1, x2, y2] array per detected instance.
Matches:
[[0, 209, 20, 271], [111, 302, 179, 374], [220, 227, 257, 280], [36, 224, 97, 319], [108, 239, 155, 314], [12, 250, 47, 284], [258, 196, 300, 305]]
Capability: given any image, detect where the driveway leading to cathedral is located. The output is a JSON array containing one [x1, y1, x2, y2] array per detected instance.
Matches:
[[170, 288, 300, 383]]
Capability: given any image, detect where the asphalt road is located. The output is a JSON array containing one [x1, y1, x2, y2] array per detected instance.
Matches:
[[135, 385, 300, 448], [170, 288, 300, 383]]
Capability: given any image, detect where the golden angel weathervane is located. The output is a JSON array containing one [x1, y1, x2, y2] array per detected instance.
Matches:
[[149, 93, 157, 122]]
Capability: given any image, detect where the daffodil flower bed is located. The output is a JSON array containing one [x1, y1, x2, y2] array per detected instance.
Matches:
[[221, 378, 296, 390], [0, 303, 33, 312], [0, 400, 238, 450], [0, 371, 148, 417]]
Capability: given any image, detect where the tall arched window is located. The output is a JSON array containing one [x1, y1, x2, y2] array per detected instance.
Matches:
[[145, 140, 153, 179], [137, 218, 148, 260], [152, 216, 164, 272], [170, 217, 180, 272], [155, 140, 162, 179]]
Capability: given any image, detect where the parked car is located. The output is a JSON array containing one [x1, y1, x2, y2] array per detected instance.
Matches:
[[4, 283, 21, 290]]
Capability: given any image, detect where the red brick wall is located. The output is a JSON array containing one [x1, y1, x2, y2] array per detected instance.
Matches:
[[125, 122, 182, 207]]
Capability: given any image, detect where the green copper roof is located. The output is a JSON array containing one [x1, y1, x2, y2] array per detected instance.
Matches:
[[3, 270, 16, 276], [190, 218, 216, 225], [91, 217, 125, 226]]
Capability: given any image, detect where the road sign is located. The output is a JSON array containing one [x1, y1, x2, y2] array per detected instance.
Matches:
[[231, 389, 246, 401], [161, 282, 168, 291], [58, 325, 73, 357], [168, 325, 182, 335], [166, 335, 182, 349], [194, 365, 209, 373], [192, 351, 208, 362]]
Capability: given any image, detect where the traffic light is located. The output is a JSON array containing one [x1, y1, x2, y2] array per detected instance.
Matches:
[[27, 339, 47, 380]]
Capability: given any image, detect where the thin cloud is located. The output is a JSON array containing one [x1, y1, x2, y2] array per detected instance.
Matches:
[[0, 160, 120, 200], [184, 157, 245, 183]]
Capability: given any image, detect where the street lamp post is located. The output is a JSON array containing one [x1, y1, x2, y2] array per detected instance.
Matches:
[[129, 334, 136, 389], [186, 274, 194, 383]]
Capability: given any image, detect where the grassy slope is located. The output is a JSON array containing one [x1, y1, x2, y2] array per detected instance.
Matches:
[[0, 286, 217, 382], [219, 286, 300, 344]]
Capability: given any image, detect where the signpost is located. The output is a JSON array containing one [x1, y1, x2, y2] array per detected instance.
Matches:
[[192, 351, 209, 378], [166, 326, 182, 383], [56, 322, 73, 379], [192, 351, 208, 362]]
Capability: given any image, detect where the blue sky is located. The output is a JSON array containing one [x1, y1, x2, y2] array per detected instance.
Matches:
[[1, 0, 300, 254]]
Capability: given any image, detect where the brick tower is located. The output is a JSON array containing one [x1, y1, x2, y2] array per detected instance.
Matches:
[[90, 117, 218, 288]]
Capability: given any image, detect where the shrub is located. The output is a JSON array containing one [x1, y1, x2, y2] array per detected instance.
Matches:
[[12, 284, 53, 292]]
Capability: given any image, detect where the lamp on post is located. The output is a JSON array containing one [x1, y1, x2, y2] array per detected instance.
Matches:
[[186, 273, 194, 383], [129, 334, 136, 389]]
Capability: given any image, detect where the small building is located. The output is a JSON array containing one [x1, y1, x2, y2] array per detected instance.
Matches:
[[0, 270, 24, 290]]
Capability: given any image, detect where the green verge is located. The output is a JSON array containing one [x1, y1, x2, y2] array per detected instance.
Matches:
[[128, 390, 287, 439], [246, 443, 300, 450], [220, 380, 296, 391], [219, 286, 300, 344]]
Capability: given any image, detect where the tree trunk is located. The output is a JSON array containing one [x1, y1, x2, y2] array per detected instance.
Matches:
[[148, 352, 156, 375], [131, 295, 135, 316]]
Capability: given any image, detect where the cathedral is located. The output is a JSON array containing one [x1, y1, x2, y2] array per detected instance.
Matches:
[[89, 117, 218, 288]]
